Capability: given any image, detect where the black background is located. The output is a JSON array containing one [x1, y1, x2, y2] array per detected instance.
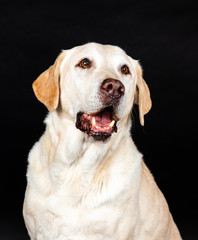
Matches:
[[1, 0, 197, 239]]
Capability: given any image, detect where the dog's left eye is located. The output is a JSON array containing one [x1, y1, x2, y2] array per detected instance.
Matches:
[[121, 65, 130, 75], [78, 58, 92, 69]]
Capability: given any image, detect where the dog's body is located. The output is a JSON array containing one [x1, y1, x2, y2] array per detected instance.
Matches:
[[23, 43, 182, 239]]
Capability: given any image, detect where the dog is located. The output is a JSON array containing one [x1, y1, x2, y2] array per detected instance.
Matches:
[[23, 43, 182, 239]]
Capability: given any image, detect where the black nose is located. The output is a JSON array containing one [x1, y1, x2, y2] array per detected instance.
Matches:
[[100, 78, 125, 99]]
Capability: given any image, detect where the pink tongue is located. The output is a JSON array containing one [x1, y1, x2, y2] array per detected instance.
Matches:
[[94, 111, 111, 126]]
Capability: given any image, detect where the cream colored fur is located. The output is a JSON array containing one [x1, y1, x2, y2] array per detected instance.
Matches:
[[23, 43, 182, 240]]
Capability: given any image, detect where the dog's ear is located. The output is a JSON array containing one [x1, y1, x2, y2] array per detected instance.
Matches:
[[134, 61, 152, 126], [32, 52, 65, 112]]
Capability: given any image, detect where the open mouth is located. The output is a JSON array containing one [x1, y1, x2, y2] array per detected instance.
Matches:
[[76, 106, 118, 141]]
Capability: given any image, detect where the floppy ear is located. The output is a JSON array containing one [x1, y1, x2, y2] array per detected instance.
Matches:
[[32, 52, 65, 111], [134, 61, 152, 126]]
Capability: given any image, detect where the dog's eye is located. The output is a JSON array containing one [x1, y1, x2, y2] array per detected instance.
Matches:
[[78, 58, 91, 69], [121, 65, 130, 75]]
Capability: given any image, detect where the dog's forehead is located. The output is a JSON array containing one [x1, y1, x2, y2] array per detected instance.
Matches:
[[64, 43, 130, 64]]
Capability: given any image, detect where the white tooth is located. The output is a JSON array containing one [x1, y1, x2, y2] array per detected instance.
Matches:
[[109, 120, 115, 128], [92, 117, 96, 127]]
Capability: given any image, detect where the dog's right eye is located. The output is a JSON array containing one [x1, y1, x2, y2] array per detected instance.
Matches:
[[78, 58, 92, 69]]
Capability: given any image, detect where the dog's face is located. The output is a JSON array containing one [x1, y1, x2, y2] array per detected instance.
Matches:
[[33, 43, 151, 141]]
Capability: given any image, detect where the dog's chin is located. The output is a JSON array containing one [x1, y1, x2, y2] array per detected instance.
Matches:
[[75, 106, 118, 141]]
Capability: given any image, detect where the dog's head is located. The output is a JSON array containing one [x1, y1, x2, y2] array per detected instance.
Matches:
[[33, 43, 151, 141]]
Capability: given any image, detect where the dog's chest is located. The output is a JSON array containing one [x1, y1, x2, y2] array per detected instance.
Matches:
[[36, 193, 128, 240]]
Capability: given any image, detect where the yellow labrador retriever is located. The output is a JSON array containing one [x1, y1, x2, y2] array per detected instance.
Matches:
[[23, 43, 182, 239]]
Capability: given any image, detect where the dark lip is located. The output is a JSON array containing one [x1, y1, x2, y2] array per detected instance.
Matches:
[[89, 130, 115, 141], [75, 106, 118, 141]]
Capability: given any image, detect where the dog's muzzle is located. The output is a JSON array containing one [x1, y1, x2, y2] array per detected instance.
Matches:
[[76, 78, 124, 141]]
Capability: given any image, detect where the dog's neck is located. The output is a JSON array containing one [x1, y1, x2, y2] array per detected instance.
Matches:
[[36, 111, 142, 207], [45, 111, 131, 165]]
